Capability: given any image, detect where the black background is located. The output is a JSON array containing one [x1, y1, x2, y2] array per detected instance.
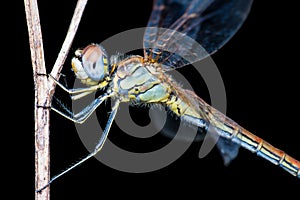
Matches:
[[11, 0, 300, 199]]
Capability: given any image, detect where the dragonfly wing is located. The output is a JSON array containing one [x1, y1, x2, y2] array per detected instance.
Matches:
[[143, 0, 253, 70], [182, 89, 241, 165], [215, 136, 240, 166]]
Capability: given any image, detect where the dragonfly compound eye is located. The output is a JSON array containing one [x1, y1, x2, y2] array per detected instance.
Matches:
[[72, 44, 109, 84]]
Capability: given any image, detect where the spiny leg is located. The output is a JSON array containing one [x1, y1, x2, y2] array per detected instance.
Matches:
[[49, 74, 100, 96], [51, 92, 114, 124], [52, 96, 73, 116], [71, 91, 95, 100], [37, 100, 120, 193]]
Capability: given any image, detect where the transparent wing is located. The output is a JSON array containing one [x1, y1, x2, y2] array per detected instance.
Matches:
[[143, 0, 253, 70], [181, 89, 241, 165]]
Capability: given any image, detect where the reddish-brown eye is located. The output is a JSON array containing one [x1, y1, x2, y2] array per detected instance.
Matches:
[[80, 44, 109, 81]]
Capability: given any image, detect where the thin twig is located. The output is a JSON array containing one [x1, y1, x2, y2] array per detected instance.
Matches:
[[24, 0, 88, 199], [24, 0, 50, 199], [49, 0, 88, 97]]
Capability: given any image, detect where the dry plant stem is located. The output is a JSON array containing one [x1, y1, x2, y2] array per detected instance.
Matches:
[[24, 0, 50, 199], [24, 0, 88, 199], [49, 0, 88, 95]]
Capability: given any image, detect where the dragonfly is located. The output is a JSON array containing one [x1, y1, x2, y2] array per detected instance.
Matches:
[[39, 0, 299, 192]]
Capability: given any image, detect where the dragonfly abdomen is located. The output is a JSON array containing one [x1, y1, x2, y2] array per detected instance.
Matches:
[[166, 88, 300, 178], [211, 111, 300, 178], [230, 127, 300, 178], [205, 107, 300, 178]]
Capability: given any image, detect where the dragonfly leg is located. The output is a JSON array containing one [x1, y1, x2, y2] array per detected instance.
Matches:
[[52, 96, 73, 116], [71, 91, 94, 100], [52, 92, 114, 124], [37, 100, 120, 193], [49, 74, 100, 95]]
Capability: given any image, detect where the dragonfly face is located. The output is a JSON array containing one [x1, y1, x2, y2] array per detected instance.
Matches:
[[71, 44, 110, 86]]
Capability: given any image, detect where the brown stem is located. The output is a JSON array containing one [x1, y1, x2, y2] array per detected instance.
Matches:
[[24, 0, 50, 199], [49, 0, 88, 97], [24, 0, 88, 199]]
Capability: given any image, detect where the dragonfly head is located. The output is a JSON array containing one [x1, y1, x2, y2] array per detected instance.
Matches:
[[71, 44, 110, 86]]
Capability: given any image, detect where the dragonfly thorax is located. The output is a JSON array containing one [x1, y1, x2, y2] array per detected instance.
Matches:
[[112, 56, 171, 104], [71, 44, 110, 86]]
